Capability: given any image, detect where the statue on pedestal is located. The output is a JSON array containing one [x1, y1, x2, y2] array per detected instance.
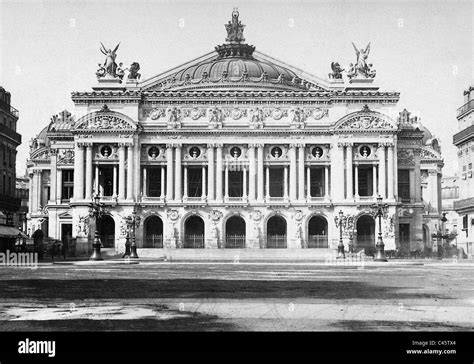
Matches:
[[127, 62, 141, 80], [328, 62, 344, 79], [348, 42, 376, 79], [98, 42, 121, 78]]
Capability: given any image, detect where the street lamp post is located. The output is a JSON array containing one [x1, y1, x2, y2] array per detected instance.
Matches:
[[89, 194, 106, 261], [370, 195, 388, 262], [125, 208, 141, 259], [334, 210, 347, 259]]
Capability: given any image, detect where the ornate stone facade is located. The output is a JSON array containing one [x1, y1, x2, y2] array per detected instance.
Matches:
[[26, 11, 443, 258]]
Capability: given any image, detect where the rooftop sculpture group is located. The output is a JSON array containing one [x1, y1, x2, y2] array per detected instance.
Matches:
[[96, 42, 141, 81], [329, 42, 377, 80]]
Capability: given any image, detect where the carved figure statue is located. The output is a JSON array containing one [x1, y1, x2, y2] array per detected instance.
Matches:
[[99, 42, 120, 77], [225, 8, 245, 43], [329, 62, 344, 79], [127, 62, 141, 80], [96, 63, 106, 79], [348, 42, 376, 79], [116, 63, 125, 80]]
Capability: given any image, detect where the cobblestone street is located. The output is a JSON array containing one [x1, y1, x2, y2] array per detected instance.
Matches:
[[0, 260, 473, 331]]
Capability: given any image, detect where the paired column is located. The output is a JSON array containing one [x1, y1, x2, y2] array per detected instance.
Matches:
[[127, 146, 134, 200], [387, 144, 395, 199], [94, 165, 99, 195], [257, 145, 264, 201], [265, 166, 270, 199], [216, 144, 223, 201], [207, 144, 215, 200], [183, 167, 188, 199], [324, 165, 329, 198], [331, 143, 344, 200], [248, 145, 256, 201], [243, 167, 247, 199], [298, 145, 305, 200], [166, 144, 174, 201], [354, 165, 359, 198], [142, 167, 147, 197], [414, 148, 422, 202], [118, 145, 126, 200], [160, 167, 165, 198], [202, 166, 206, 200], [306, 167, 311, 199], [49, 150, 57, 203], [85, 145, 93, 199], [284, 166, 288, 199], [372, 164, 378, 197], [378, 144, 387, 198], [73, 144, 84, 200], [113, 166, 118, 197], [174, 145, 182, 201], [57, 169, 62, 201], [289, 145, 297, 200], [345, 143, 353, 200], [224, 164, 229, 199]]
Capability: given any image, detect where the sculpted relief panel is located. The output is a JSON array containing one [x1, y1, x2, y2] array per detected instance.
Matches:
[[142, 107, 330, 126]]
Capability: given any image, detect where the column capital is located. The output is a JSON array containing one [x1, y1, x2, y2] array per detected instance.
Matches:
[[50, 149, 58, 156], [166, 143, 181, 149], [118, 142, 132, 148], [77, 142, 92, 148], [215, 143, 224, 148], [207, 143, 217, 148], [33, 169, 42, 175]]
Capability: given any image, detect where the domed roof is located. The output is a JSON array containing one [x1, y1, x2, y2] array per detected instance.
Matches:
[[154, 10, 311, 91], [36, 126, 50, 145], [174, 55, 298, 83]]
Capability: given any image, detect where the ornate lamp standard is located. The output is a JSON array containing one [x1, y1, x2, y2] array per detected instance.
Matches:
[[89, 194, 107, 261], [370, 195, 388, 262], [334, 210, 347, 259], [125, 208, 141, 259]]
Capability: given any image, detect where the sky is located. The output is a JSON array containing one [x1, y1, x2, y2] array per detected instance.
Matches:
[[1, 0, 473, 176]]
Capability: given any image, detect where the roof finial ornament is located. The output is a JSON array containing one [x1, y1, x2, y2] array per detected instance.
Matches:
[[225, 8, 245, 43]]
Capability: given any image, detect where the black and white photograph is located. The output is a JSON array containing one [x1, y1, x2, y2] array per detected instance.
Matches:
[[0, 0, 473, 361]]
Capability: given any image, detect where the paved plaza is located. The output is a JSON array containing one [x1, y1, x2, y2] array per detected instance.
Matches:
[[0, 259, 473, 331]]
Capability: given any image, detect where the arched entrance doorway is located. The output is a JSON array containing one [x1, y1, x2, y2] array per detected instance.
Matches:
[[356, 215, 375, 250], [266, 216, 287, 248], [99, 215, 115, 248], [307, 216, 328, 248], [143, 216, 163, 248], [225, 216, 246, 248], [184, 215, 205, 248]]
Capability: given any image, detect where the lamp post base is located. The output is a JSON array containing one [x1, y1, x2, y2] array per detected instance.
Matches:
[[90, 239, 103, 261], [337, 241, 345, 259], [130, 236, 139, 259], [374, 236, 387, 262]]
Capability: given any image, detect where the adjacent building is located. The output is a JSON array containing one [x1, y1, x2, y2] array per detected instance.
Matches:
[[0, 86, 22, 251], [453, 85, 474, 256], [26, 10, 443, 258]]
